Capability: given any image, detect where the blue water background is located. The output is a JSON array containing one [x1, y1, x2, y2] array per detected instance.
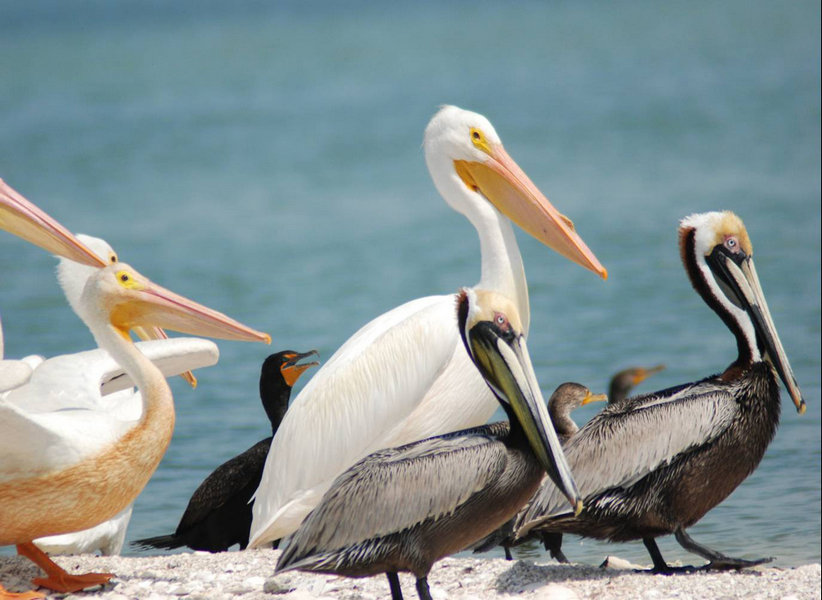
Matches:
[[1, 0, 819, 568]]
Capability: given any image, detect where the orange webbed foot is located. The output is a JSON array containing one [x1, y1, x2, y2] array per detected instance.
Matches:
[[31, 571, 113, 593], [16, 542, 112, 593], [0, 584, 46, 599]]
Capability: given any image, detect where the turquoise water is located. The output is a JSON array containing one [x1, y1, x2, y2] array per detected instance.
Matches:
[[1, 0, 819, 568]]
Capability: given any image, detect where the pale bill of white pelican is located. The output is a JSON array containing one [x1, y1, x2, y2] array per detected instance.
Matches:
[[1, 179, 106, 395], [58, 234, 199, 388], [248, 105, 607, 548], [0, 178, 105, 268], [0, 262, 270, 595]]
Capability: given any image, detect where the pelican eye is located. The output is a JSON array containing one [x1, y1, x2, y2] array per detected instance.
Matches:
[[109, 252, 118, 264], [115, 270, 140, 289], [493, 312, 510, 331], [469, 127, 491, 154], [724, 235, 741, 254]]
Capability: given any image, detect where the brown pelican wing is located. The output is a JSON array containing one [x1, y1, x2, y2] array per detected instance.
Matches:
[[280, 423, 510, 558], [517, 379, 737, 532]]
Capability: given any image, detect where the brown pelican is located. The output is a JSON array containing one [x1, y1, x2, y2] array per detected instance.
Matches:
[[134, 350, 319, 552], [275, 288, 581, 600], [249, 106, 606, 548], [608, 365, 665, 405], [515, 211, 805, 573]]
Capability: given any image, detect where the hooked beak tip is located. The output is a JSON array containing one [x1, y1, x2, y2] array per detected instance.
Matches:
[[574, 499, 584, 516]]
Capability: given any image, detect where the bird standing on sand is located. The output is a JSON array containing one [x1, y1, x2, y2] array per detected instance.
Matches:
[[516, 211, 805, 573], [275, 288, 581, 600], [249, 106, 606, 549]]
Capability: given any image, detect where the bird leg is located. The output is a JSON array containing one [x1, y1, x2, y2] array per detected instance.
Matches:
[[415, 576, 433, 600], [0, 584, 45, 600], [386, 572, 403, 600], [16, 543, 113, 593], [641, 537, 695, 574], [674, 528, 773, 571], [541, 532, 569, 563], [503, 544, 513, 561]]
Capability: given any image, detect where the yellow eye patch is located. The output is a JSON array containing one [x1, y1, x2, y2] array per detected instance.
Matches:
[[115, 270, 142, 290], [469, 127, 491, 154]]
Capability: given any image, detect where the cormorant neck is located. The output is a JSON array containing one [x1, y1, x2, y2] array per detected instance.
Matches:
[[261, 379, 289, 435]]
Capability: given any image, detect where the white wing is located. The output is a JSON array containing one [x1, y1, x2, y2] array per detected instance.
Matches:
[[249, 294, 498, 547], [0, 354, 44, 394], [0, 337, 219, 481], [0, 360, 33, 393]]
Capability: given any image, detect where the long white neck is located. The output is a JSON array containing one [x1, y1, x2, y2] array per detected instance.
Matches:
[[431, 164, 530, 335], [471, 204, 530, 335], [89, 319, 175, 467]]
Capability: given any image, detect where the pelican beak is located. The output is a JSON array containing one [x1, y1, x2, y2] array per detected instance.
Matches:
[[107, 266, 271, 345], [466, 319, 582, 513], [281, 350, 320, 386], [581, 391, 608, 406], [132, 326, 199, 388], [0, 179, 107, 268], [708, 249, 805, 414], [453, 146, 607, 279]]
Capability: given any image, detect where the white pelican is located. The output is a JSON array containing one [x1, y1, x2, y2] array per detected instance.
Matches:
[[0, 262, 270, 596], [248, 106, 607, 548], [4, 226, 206, 556]]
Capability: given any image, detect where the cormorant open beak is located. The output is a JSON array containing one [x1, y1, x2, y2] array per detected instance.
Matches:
[[0, 179, 107, 268], [461, 299, 582, 513], [281, 350, 320, 386], [709, 250, 805, 414], [453, 145, 607, 280]]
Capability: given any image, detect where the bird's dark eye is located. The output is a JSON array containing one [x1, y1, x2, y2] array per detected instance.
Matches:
[[472, 131, 480, 140], [120, 274, 129, 282]]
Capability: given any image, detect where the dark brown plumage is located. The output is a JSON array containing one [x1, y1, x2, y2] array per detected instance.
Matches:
[[515, 212, 805, 572]]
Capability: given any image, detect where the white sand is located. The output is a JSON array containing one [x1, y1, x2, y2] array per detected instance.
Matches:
[[1, 550, 819, 600]]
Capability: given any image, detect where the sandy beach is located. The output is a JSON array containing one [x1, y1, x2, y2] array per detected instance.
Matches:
[[1, 550, 819, 600]]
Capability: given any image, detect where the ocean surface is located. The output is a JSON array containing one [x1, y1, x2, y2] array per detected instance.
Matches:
[[1, 0, 819, 569]]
